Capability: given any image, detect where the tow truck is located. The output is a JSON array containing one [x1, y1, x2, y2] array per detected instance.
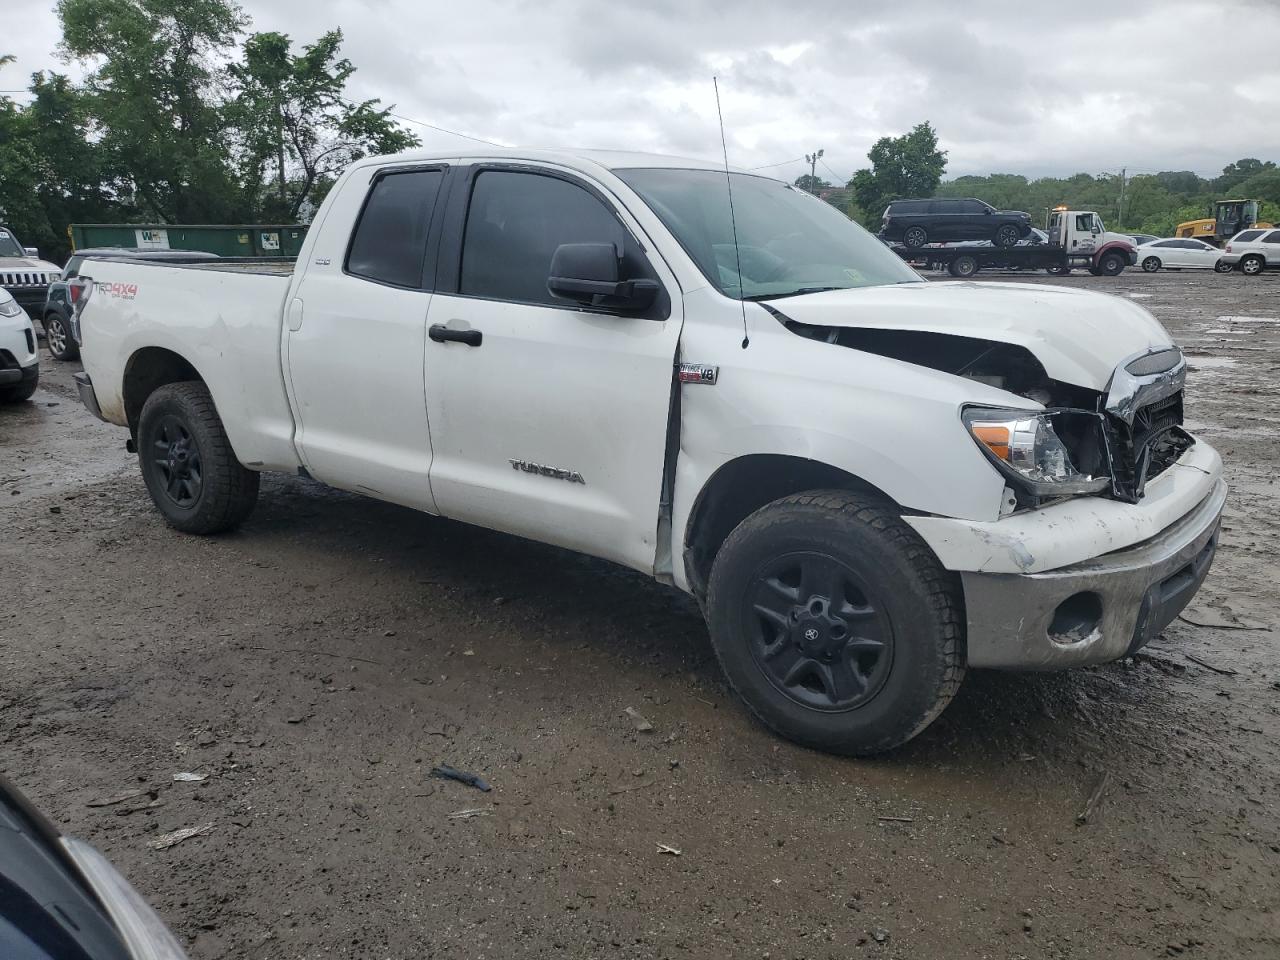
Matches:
[[891, 208, 1136, 278]]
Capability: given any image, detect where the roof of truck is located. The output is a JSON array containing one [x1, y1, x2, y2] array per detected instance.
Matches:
[[348, 147, 756, 176]]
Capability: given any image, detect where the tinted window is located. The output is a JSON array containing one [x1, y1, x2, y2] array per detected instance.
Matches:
[[969, 200, 993, 214], [62, 256, 84, 279], [1263, 231, 1280, 244], [460, 170, 627, 306], [890, 200, 927, 214], [1234, 230, 1264, 242], [346, 168, 444, 288], [1153, 240, 1178, 248]]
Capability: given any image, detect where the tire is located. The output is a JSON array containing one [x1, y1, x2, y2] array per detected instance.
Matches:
[[1045, 263, 1071, 276], [1096, 251, 1126, 276], [136, 381, 259, 534], [43, 312, 79, 361], [1088, 267, 1103, 276], [0, 366, 38, 404], [948, 254, 980, 278], [903, 226, 928, 248], [1142, 256, 1162, 273], [1214, 259, 1234, 274], [994, 224, 1020, 247], [1241, 254, 1265, 276], [705, 490, 965, 756]]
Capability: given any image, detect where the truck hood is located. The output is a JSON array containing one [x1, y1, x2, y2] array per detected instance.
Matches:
[[0, 256, 61, 274], [772, 281, 1171, 390]]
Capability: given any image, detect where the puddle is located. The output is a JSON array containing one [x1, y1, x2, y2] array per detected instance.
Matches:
[[1215, 316, 1280, 324], [1126, 293, 1153, 299], [1186, 356, 1238, 370]]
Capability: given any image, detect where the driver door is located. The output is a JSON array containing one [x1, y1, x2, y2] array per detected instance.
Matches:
[[422, 165, 683, 574]]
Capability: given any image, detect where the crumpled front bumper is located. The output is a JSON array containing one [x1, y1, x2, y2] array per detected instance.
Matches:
[[958, 478, 1224, 668], [905, 439, 1226, 669]]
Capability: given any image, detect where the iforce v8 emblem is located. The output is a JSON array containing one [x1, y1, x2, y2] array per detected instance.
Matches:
[[678, 363, 719, 385]]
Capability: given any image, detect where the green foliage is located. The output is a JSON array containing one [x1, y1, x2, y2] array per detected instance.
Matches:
[[793, 173, 831, 194], [848, 122, 947, 225], [229, 30, 418, 220], [0, 2, 418, 259]]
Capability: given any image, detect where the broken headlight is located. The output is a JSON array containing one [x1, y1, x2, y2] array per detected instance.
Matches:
[[963, 407, 1110, 497]]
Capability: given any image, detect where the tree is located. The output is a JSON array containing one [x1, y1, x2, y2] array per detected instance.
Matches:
[[848, 122, 947, 224], [793, 173, 830, 194], [229, 30, 419, 221], [57, 0, 248, 223]]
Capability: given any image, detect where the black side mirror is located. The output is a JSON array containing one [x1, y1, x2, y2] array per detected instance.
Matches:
[[547, 242, 658, 311]]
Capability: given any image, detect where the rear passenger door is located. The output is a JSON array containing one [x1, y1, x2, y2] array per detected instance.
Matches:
[[285, 164, 448, 511], [421, 164, 683, 574]]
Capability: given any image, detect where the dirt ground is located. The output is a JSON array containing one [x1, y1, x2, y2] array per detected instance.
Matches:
[[2, 268, 1278, 960]]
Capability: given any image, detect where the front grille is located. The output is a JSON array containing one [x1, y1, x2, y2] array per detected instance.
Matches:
[[0, 271, 57, 287], [1107, 389, 1191, 501]]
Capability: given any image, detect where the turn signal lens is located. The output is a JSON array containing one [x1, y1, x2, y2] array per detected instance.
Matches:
[[971, 425, 1011, 461]]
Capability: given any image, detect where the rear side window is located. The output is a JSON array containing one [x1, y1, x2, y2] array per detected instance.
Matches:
[[1263, 231, 1280, 244], [346, 168, 445, 288], [1235, 230, 1264, 242], [459, 170, 629, 307], [63, 256, 84, 279]]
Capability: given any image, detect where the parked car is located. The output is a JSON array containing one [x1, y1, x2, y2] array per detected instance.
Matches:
[[0, 225, 61, 321], [880, 198, 1034, 248], [71, 147, 1223, 755], [1135, 237, 1232, 273], [1219, 227, 1280, 275], [43, 249, 221, 361], [1126, 233, 1160, 247], [0, 775, 190, 959], [0, 286, 39, 403]]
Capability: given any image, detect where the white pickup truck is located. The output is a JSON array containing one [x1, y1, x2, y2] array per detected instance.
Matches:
[[71, 148, 1225, 754]]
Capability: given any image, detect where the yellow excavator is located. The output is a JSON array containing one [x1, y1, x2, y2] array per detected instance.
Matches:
[[1176, 199, 1272, 247]]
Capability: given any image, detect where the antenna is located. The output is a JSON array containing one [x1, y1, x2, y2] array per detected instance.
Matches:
[[713, 76, 749, 350]]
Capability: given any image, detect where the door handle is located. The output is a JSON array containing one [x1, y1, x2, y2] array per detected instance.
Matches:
[[429, 324, 482, 347]]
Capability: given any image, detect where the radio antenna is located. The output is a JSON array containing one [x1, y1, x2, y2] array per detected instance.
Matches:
[[713, 76, 749, 350]]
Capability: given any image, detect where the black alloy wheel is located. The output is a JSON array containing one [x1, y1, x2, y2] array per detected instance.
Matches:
[[149, 414, 204, 509], [747, 551, 893, 711]]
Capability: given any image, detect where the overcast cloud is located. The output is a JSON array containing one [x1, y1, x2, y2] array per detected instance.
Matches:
[[4, 0, 1279, 182]]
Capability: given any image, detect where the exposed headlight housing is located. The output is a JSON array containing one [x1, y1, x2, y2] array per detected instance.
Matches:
[[963, 406, 1110, 497]]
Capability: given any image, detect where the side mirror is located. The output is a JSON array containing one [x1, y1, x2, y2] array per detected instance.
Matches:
[[23, 246, 39, 258], [547, 242, 658, 312]]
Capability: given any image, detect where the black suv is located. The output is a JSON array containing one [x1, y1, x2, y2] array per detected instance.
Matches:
[[42, 248, 216, 360], [880, 198, 1034, 248]]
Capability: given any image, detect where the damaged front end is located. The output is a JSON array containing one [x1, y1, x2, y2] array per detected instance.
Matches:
[[780, 317, 1192, 507]]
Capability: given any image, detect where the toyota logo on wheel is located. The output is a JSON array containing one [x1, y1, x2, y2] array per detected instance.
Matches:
[[803, 627, 819, 642]]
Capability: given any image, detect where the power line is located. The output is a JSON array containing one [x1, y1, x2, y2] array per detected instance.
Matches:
[[748, 156, 806, 171], [337, 94, 506, 147], [820, 158, 847, 185]]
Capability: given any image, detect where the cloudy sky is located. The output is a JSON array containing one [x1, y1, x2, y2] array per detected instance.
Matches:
[[4, 0, 1279, 182]]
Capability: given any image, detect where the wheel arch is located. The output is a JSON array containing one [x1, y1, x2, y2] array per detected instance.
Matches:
[[682, 454, 901, 602], [122, 346, 207, 434]]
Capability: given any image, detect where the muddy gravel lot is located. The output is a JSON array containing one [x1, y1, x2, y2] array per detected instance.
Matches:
[[2, 269, 1278, 960]]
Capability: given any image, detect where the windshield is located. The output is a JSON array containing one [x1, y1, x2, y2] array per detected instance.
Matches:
[[0, 228, 25, 258], [615, 168, 921, 299]]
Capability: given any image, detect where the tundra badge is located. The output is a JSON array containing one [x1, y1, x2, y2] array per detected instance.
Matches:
[[509, 459, 586, 484]]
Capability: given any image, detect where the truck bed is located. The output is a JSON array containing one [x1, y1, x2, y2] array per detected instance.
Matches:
[[94, 255, 297, 276]]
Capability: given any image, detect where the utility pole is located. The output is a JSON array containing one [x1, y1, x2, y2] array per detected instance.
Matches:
[[1117, 167, 1126, 227], [804, 149, 824, 192]]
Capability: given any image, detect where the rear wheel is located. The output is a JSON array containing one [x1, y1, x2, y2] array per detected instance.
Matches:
[[1142, 256, 1162, 273], [994, 224, 1020, 247], [948, 254, 980, 278], [137, 381, 259, 534], [903, 226, 928, 248], [1045, 263, 1071, 276], [1097, 251, 1126, 276], [705, 491, 965, 755], [1241, 254, 1265, 276], [43, 313, 79, 361]]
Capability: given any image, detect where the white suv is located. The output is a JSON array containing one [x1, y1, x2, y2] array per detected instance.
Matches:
[[1220, 227, 1280, 275], [0, 286, 39, 402]]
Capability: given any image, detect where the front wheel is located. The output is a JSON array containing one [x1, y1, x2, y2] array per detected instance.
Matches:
[[1096, 251, 1126, 276], [43, 313, 79, 361], [705, 491, 965, 755], [0, 367, 38, 404], [137, 381, 259, 534], [994, 224, 1020, 247], [1214, 259, 1234, 274], [1241, 254, 1265, 276], [1142, 256, 1162, 273]]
